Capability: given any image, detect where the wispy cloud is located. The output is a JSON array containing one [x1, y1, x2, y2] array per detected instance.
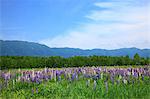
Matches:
[[40, 0, 150, 49]]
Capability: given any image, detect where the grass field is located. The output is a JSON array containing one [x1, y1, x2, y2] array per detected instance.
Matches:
[[0, 66, 150, 99]]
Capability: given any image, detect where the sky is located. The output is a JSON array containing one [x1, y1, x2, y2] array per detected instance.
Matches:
[[1, 0, 150, 49]]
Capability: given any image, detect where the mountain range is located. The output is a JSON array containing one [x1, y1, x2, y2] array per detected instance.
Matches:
[[0, 40, 150, 58]]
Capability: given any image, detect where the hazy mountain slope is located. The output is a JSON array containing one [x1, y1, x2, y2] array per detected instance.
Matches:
[[0, 40, 150, 57]]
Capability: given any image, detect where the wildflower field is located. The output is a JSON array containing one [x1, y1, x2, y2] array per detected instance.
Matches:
[[0, 66, 150, 99]]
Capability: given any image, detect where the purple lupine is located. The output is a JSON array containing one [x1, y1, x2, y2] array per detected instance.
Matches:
[[86, 79, 90, 87], [58, 75, 61, 81], [92, 75, 98, 80], [105, 81, 108, 93], [116, 79, 120, 85], [84, 74, 91, 78], [31, 88, 34, 95], [36, 88, 38, 94], [45, 75, 49, 81], [110, 76, 114, 84], [53, 70, 56, 81], [141, 74, 144, 81], [71, 73, 76, 81], [4, 66, 148, 85], [3, 73, 11, 87], [48, 75, 51, 80], [35, 77, 41, 84], [31, 77, 35, 82], [4, 73, 11, 80], [93, 80, 97, 90], [78, 68, 82, 74], [20, 77, 25, 82], [133, 71, 138, 78], [56, 70, 60, 77], [96, 73, 101, 79], [75, 73, 78, 80]]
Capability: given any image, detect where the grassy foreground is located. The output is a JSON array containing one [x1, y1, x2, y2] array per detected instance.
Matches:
[[0, 66, 150, 99], [1, 79, 150, 99]]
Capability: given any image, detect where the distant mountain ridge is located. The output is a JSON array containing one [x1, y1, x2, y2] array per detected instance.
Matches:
[[0, 40, 150, 58]]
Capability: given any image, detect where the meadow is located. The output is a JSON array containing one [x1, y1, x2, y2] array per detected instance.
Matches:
[[0, 66, 150, 99]]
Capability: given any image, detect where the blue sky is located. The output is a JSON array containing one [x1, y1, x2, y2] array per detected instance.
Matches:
[[1, 0, 150, 49]]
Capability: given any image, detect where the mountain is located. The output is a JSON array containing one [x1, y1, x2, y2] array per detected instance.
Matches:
[[0, 40, 150, 58]]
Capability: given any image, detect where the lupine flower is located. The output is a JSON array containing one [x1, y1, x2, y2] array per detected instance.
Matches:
[[58, 75, 61, 81], [71, 73, 76, 81], [96, 73, 101, 79], [105, 81, 108, 93], [93, 80, 97, 90], [1, 66, 149, 91], [84, 74, 91, 78], [101, 73, 103, 79], [141, 74, 144, 81], [35, 77, 41, 84], [127, 71, 131, 76], [123, 79, 127, 84], [44, 67, 47, 73], [31, 88, 34, 95], [36, 88, 38, 94], [110, 76, 114, 84], [48, 75, 51, 80], [92, 75, 98, 80], [132, 80, 135, 84], [86, 79, 90, 87], [133, 72, 138, 78], [68, 73, 71, 81], [54, 70, 56, 81], [75, 74, 78, 80], [116, 80, 120, 85]]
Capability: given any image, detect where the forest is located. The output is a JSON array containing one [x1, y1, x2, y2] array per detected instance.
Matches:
[[0, 53, 149, 69]]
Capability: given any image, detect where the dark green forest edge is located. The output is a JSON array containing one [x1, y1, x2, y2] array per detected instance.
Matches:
[[0, 53, 149, 69]]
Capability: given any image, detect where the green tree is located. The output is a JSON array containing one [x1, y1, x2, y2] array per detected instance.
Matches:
[[133, 53, 140, 65]]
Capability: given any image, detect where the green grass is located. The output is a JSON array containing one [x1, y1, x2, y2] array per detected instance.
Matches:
[[1, 78, 150, 99]]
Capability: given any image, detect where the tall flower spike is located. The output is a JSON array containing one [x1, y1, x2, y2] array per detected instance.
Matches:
[[53, 70, 56, 81], [86, 79, 90, 87], [12, 79, 15, 88], [141, 74, 144, 81], [76, 74, 78, 80], [105, 81, 108, 93], [110, 76, 114, 85], [32, 88, 34, 95], [101, 73, 103, 79], [36, 88, 38, 94], [44, 67, 47, 73], [58, 75, 61, 81], [72, 73, 75, 81], [123, 78, 127, 84], [93, 80, 97, 90]]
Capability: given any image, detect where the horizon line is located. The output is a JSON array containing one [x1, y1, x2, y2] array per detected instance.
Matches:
[[1, 39, 150, 50]]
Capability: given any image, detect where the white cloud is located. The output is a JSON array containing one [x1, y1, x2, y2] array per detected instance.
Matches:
[[94, 2, 114, 8], [40, 0, 150, 49]]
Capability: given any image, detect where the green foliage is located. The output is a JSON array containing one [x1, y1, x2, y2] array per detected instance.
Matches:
[[1, 77, 150, 99], [0, 54, 149, 69], [134, 53, 141, 65]]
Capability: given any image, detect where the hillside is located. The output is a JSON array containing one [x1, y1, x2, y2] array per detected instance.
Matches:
[[0, 40, 150, 57]]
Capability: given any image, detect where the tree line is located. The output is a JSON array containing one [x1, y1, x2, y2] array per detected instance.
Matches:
[[0, 53, 149, 69]]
